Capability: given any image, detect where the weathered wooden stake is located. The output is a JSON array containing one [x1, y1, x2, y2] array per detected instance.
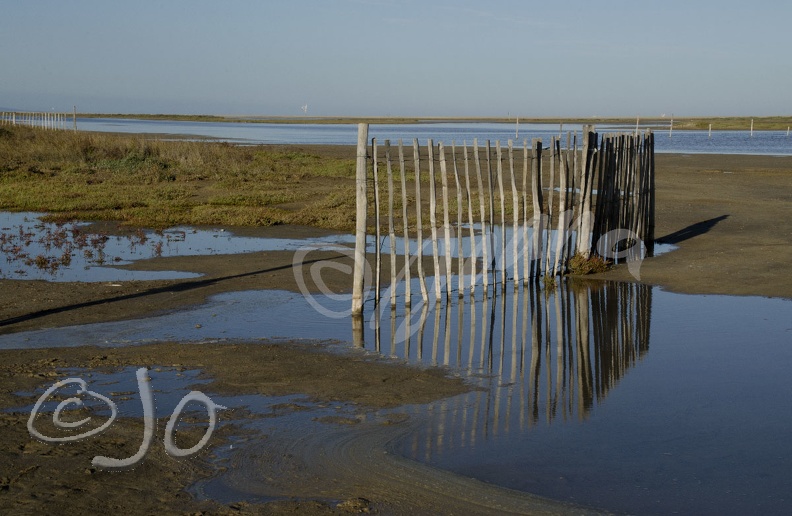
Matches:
[[427, 140, 442, 302], [508, 140, 520, 286], [486, 141, 496, 281], [522, 140, 530, 283], [473, 139, 489, 288], [451, 142, 465, 297], [439, 142, 453, 300], [553, 150, 569, 276], [372, 139, 381, 306], [647, 131, 656, 256], [397, 140, 411, 305], [385, 140, 397, 306], [413, 139, 429, 302], [530, 138, 544, 280], [577, 128, 597, 258], [351, 123, 368, 315], [496, 141, 506, 285], [463, 142, 477, 293], [544, 138, 556, 275]]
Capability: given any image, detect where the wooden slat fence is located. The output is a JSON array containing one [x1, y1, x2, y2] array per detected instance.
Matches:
[[0, 111, 72, 131], [351, 123, 655, 312]]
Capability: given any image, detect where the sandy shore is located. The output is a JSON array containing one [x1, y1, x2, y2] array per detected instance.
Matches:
[[1, 151, 790, 514]]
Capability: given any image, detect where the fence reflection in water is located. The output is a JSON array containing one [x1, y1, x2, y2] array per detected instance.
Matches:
[[356, 279, 651, 457]]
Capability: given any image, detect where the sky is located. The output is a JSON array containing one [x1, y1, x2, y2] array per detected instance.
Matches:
[[1, 0, 790, 117]]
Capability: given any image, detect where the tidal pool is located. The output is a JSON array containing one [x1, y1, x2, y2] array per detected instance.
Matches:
[[2, 212, 790, 514], [0, 212, 354, 282], [2, 276, 790, 514]]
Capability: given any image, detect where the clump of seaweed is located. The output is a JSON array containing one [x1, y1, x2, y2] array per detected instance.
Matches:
[[566, 253, 612, 276]]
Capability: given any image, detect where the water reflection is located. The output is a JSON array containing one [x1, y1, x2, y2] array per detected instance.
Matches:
[[358, 280, 652, 454]]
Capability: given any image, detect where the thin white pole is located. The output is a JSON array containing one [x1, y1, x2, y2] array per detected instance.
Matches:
[[397, 140, 411, 306], [351, 123, 369, 315], [427, 139, 441, 302], [438, 142, 453, 300], [385, 140, 397, 307]]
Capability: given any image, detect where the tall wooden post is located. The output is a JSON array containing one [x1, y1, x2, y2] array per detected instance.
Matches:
[[451, 142, 465, 297], [352, 123, 369, 315], [508, 140, 520, 286], [647, 131, 656, 256], [473, 139, 488, 288], [530, 138, 544, 280], [372, 138, 381, 306], [495, 141, 506, 285], [463, 142, 477, 293], [427, 140, 442, 301], [522, 140, 530, 283], [397, 140, 411, 305], [385, 140, 397, 306], [439, 142, 452, 300]]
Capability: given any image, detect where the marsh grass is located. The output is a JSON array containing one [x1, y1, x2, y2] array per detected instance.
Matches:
[[2, 125, 617, 236], [0, 126, 358, 229], [566, 253, 612, 275]]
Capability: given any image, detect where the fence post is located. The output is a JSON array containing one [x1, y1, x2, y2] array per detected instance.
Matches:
[[352, 123, 369, 315]]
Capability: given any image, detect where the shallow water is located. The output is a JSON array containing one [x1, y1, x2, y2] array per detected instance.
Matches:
[[2, 213, 790, 514], [75, 118, 792, 155], [0, 212, 354, 282], [2, 211, 671, 286], [2, 275, 791, 514]]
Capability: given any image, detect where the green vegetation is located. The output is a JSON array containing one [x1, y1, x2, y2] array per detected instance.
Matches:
[[566, 253, 612, 275], [0, 125, 358, 230], [542, 275, 558, 290]]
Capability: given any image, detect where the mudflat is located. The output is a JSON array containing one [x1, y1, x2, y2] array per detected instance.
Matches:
[[1, 150, 790, 514], [597, 153, 792, 298]]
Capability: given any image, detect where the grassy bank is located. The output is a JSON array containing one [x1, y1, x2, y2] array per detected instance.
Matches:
[[0, 125, 359, 229], [0, 125, 504, 233]]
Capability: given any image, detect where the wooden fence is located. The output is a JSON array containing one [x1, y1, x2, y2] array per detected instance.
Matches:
[[1, 110, 75, 131], [351, 123, 655, 313]]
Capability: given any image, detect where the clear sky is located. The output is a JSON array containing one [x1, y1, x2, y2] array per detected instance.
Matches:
[[1, 0, 790, 117]]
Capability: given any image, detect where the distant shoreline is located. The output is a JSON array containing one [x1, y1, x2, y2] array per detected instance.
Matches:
[[72, 113, 792, 131]]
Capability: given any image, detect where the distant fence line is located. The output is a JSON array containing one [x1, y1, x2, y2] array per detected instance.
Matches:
[[1, 110, 76, 131], [351, 123, 655, 313]]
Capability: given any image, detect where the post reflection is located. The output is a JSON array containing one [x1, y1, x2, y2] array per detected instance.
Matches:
[[354, 279, 652, 458]]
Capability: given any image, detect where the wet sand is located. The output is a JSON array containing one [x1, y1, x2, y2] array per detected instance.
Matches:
[[1, 151, 790, 514]]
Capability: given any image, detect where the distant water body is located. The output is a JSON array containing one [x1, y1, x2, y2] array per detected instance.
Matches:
[[76, 118, 792, 155]]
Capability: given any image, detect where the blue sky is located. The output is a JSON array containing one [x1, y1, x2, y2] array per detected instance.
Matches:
[[1, 0, 790, 117]]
